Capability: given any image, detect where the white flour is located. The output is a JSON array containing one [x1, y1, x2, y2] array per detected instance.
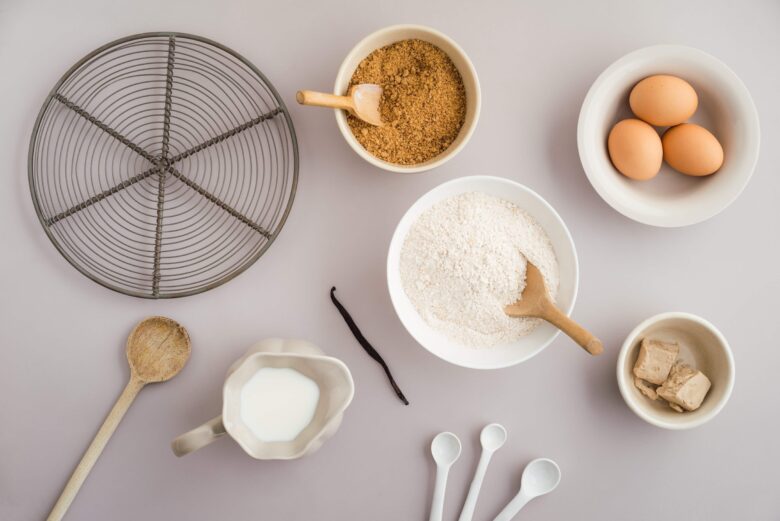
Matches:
[[400, 192, 559, 348]]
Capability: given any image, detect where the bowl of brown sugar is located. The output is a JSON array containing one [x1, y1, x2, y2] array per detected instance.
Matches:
[[335, 25, 481, 173]]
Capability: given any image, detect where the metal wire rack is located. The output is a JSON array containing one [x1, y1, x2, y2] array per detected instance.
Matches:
[[29, 32, 298, 298]]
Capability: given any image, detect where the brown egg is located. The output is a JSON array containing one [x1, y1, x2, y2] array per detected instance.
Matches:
[[607, 119, 663, 180], [630, 75, 698, 127], [662, 124, 724, 176]]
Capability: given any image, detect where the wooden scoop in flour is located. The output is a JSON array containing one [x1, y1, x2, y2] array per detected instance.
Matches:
[[46, 317, 191, 521], [296, 84, 383, 126], [505, 262, 603, 356]]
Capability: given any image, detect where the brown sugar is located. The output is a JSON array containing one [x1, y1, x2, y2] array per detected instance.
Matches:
[[347, 39, 467, 165]]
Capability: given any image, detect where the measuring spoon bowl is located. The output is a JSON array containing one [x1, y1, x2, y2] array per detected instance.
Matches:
[[431, 431, 462, 466], [429, 432, 461, 521], [480, 423, 507, 452], [522, 458, 561, 497], [493, 458, 561, 521]]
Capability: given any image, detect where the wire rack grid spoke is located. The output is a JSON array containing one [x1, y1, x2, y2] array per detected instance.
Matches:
[[29, 32, 299, 298]]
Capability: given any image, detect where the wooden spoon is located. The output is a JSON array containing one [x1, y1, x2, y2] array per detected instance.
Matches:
[[505, 262, 603, 356], [296, 84, 383, 126], [47, 316, 191, 521]]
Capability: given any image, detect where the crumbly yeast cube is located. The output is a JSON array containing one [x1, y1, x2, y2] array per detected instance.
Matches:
[[657, 362, 712, 412], [634, 377, 658, 400], [632, 338, 680, 385], [668, 402, 685, 413]]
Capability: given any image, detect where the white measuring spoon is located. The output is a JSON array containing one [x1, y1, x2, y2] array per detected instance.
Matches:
[[457, 423, 507, 521], [493, 458, 561, 521], [429, 432, 462, 521]]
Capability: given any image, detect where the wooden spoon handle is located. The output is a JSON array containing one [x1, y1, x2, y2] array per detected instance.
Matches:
[[47, 377, 145, 521], [542, 304, 604, 356], [296, 90, 354, 111]]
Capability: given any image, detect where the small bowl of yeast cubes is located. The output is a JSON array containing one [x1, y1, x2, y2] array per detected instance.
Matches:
[[617, 312, 735, 429], [578, 45, 760, 227], [334, 25, 481, 173]]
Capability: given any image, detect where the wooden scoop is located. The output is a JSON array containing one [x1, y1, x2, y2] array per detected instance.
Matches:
[[296, 84, 383, 126], [505, 262, 603, 356], [47, 317, 191, 521]]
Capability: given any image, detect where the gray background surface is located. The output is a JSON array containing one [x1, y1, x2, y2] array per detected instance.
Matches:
[[1, 0, 778, 519]]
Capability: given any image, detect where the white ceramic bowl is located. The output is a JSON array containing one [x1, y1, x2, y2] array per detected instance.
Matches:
[[617, 312, 735, 430], [387, 176, 578, 369], [335, 24, 481, 173], [578, 45, 760, 227]]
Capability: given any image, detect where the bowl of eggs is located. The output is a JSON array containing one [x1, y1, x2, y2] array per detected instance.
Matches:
[[578, 45, 760, 227]]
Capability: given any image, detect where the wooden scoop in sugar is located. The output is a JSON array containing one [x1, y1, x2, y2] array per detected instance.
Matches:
[[297, 84, 383, 126]]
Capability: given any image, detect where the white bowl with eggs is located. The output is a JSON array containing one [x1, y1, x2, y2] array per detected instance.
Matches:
[[387, 176, 578, 369], [578, 45, 760, 227], [617, 312, 735, 430], [334, 24, 481, 173]]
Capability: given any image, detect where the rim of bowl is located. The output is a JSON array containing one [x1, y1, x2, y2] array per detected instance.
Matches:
[[616, 311, 736, 430], [334, 24, 482, 174], [577, 44, 761, 227], [386, 175, 579, 369]]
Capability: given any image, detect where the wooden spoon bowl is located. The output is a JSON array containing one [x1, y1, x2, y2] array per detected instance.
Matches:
[[127, 316, 191, 383]]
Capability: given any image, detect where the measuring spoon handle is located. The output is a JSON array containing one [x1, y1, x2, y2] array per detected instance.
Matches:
[[46, 376, 145, 521], [493, 490, 532, 521], [429, 465, 450, 521], [458, 451, 492, 521]]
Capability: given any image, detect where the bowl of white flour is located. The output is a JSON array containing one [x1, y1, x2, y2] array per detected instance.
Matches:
[[387, 176, 578, 369]]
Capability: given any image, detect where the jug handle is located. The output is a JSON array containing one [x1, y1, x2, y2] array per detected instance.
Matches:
[[171, 416, 226, 457]]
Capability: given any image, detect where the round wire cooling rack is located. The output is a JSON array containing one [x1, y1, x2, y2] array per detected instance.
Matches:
[[29, 32, 299, 298]]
